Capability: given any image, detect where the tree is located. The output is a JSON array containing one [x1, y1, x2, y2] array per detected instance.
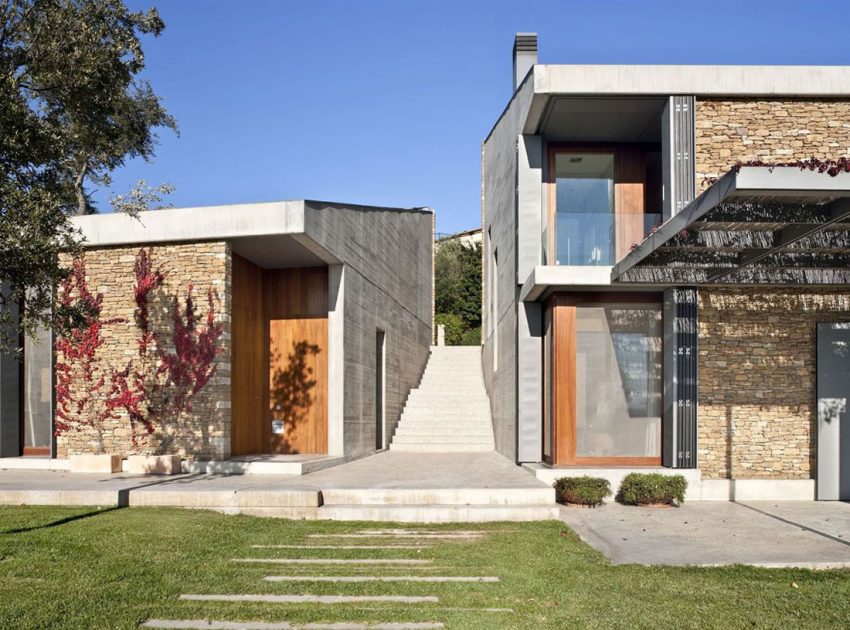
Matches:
[[0, 0, 176, 354], [434, 240, 482, 345]]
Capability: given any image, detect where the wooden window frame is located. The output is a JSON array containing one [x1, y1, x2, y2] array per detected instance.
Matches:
[[546, 143, 656, 265], [545, 292, 663, 467]]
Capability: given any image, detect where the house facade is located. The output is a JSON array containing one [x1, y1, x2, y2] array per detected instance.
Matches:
[[482, 34, 850, 500], [0, 200, 433, 466]]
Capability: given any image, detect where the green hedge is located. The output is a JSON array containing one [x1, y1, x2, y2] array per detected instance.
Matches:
[[553, 476, 611, 507], [460, 327, 481, 346], [618, 473, 687, 506]]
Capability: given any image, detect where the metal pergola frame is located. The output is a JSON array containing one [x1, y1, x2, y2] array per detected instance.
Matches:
[[611, 167, 850, 286]]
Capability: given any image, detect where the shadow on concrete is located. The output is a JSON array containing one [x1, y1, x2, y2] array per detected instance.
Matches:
[[735, 501, 850, 548]]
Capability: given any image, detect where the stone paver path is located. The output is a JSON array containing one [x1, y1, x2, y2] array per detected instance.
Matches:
[[143, 527, 510, 629]]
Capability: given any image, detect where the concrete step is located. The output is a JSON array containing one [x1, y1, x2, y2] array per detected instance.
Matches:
[[416, 376, 485, 385], [399, 414, 492, 424], [390, 345, 494, 453], [391, 435, 494, 446], [394, 427, 494, 437], [128, 488, 321, 509], [389, 443, 494, 453], [321, 487, 555, 506], [404, 393, 489, 405], [317, 504, 560, 523], [182, 457, 344, 475]]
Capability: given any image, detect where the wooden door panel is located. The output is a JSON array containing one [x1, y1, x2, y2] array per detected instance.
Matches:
[[268, 317, 328, 454], [615, 148, 646, 260], [231, 255, 266, 456]]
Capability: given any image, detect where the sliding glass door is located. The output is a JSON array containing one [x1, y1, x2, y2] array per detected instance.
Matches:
[[546, 294, 663, 465]]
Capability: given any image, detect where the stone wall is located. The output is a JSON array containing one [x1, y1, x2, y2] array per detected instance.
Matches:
[[697, 288, 850, 479], [56, 242, 231, 460], [695, 98, 850, 191]]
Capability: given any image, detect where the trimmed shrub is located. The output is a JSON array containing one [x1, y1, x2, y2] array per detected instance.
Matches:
[[618, 473, 687, 506], [553, 476, 611, 507], [435, 312, 464, 345]]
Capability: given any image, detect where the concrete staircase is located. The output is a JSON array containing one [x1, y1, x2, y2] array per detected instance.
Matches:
[[390, 346, 495, 452]]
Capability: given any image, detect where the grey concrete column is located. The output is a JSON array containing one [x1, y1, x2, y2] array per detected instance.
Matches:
[[516, 300, 542, 463], [327, 264, 345, 457], [516, 135, 542, 284]]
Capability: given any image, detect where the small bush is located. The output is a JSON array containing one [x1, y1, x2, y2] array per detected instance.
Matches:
[[435, 312, 464, 345], [460, 327, 481, 346], [618, 473, 687, 506], [553, 476, 611, 507]]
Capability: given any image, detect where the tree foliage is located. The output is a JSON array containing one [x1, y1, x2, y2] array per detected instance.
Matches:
[[0, 0, 175, 353], [434, 239, 481, 345]]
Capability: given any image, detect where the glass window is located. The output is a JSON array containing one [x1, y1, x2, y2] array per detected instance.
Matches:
[[554, 153, 615, 266], [574, 303, 662, 458]]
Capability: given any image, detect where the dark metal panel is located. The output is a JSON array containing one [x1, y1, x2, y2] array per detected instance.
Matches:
[[662, 288, 697, 468], [0, 294, 21, 457]]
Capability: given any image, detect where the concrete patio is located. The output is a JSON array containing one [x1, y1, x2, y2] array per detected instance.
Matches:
[[0, 451, 559, 522], [560, 500, 850, 569]]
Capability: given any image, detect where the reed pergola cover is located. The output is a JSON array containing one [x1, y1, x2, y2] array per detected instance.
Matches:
[[612, 167, 850, 286]]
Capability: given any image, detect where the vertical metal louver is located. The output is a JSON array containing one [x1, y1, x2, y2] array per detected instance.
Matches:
[[663, 287, 698, 468], [662, 96, 696, 219]]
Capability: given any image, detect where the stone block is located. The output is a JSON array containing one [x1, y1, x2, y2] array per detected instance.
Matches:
[[126, 455, 182, 475], [69, 454, 122, 474]]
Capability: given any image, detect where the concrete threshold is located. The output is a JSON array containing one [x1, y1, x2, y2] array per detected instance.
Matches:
[[182, 456, 345, 476]]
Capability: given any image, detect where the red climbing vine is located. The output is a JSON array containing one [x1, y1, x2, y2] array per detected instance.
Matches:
[[53, 256, 131, 452], [125, 248, 224, 442]]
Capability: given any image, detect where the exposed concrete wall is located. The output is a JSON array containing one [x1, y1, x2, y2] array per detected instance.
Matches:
[[482, 78, 535, 461], [698, 288, 850, 479], [303, 202, 432, 459], [55, 243, 231, 460], [695, 98, 850, 191]]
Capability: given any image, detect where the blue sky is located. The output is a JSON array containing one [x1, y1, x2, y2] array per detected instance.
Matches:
[[100, 0, 850, 234]]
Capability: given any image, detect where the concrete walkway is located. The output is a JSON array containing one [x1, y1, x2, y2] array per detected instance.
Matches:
[[0, 451, 558, 522], [560, 501, 850, 568]]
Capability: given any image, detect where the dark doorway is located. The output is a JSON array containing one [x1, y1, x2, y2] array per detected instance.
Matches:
[[375, 330, 385, 450]]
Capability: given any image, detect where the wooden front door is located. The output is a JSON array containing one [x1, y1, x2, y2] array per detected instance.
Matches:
[[231, 256, 329, 456], [268, 317, 328, 454]]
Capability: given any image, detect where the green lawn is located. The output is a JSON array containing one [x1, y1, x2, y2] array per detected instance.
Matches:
[[1, 506, 849, 629]]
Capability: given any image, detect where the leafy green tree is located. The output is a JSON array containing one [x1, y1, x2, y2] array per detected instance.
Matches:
[[0, 0, 176, 354], [434, 239, 481, 345]]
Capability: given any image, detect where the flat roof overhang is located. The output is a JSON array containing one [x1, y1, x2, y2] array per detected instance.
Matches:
[[519, 64, 850, 136], [71, 199, 429, 269], [611, 166, 850, 286]]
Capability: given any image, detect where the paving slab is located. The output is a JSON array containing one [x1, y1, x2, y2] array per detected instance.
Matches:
[[263, 576, 499, 583], [560, 501, 850, 567], [144, 621, 443, 629], [179, 594, 439, 604], [233, 559, 433, 565], [297, 451, 548, 490]]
